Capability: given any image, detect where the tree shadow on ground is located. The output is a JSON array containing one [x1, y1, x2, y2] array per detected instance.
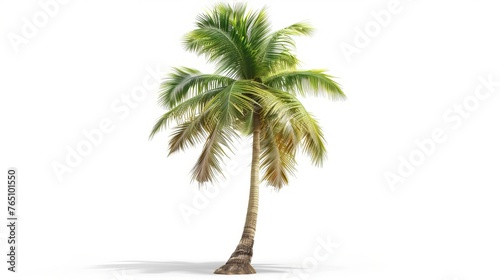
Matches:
[[91, 261, 298, 275]]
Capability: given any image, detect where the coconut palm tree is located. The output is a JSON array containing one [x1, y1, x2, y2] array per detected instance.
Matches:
[[150, 3, 345, 274]]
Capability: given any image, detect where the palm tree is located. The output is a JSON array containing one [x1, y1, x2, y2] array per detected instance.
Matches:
[[150, 3, 345, 274]]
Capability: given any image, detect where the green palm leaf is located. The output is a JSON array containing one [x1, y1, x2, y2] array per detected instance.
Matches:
[[257, 22, 314, 75], [168, 112, 208, 155], [264, 69, 346, 101], [159, 67, 234, 109], [150, 85, 226, 138], [184, 3, 271, 79]]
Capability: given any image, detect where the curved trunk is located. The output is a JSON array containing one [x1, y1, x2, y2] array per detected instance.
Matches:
[[214, 111, 261, 274]]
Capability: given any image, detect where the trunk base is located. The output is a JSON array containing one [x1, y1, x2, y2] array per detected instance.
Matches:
[[214, 263, 256, 274]]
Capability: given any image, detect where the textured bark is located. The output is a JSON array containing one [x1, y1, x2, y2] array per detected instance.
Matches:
[[214, 111, 261, 275]]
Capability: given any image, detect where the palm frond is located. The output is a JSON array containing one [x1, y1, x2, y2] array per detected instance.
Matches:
[[159, 67, 234, 109], [204, 80, 258, 126], [189, 80, 261, 183], [184, 3, 271, 79], [149, 86, 226, 139], [234, 111, 254, 136], [260, 119, 299, 189], [257, 86, 328, 166], [168, 112, 209, 155], [191, 126, 237, 183], [184, 27, 247, 78], [256, 22, 314, 76], [264, 69, 346, 101]]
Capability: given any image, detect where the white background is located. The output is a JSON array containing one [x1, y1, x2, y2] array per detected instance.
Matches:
[[1, 0, 500, 279]]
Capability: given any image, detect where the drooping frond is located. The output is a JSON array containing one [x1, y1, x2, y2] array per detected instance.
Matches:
[[187, 80, 262, 183], [298, 114, 327, 167], [257, 86, 328, 166], [191, 126, 237, 184], [260, 119, 299, 188], [168, 112, 209, 155], [150, 85, 226, 139], [263, 69, 346, 101]]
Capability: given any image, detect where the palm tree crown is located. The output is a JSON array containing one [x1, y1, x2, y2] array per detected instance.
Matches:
[[151, 3, 345, 189]]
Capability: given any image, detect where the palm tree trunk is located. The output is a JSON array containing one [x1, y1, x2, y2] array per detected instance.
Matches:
[[214, 111, 261, 274]]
